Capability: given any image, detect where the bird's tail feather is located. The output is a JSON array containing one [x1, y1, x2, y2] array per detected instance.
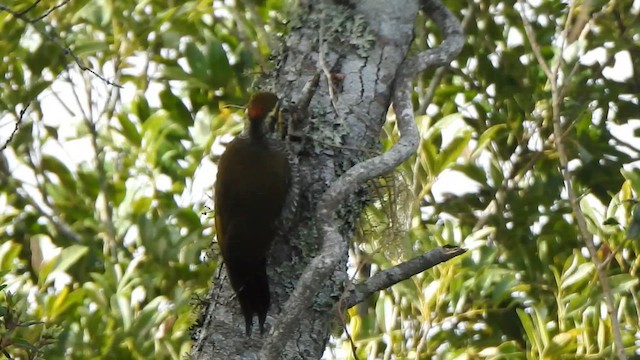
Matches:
[[228, 259, 270, 336]]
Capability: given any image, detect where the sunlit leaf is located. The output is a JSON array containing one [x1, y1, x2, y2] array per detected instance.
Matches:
[[471, 124, 506, 159]]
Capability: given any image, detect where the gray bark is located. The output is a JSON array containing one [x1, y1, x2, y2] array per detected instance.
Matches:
[[190, 1, 463, 359]]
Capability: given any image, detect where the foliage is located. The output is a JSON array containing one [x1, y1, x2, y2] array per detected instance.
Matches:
[[0, 0, 279, 358], [335, 0, 640, 359], [0, 279, 58, 359], [0, 0, 639, 359]]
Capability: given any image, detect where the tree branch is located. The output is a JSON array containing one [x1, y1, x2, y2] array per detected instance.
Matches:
[[417, 1, 474, 116], [259, 1, 464, 358], [82, 76, 118, 259], [0, 105, 29, 153], [517, 1, 627, 358], [341, 245, 466, 309], [0, 0, 122, 88], [399, 0, 464, 79]]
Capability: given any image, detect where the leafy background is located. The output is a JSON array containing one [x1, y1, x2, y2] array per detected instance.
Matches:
[[1, 0, 639, 359]]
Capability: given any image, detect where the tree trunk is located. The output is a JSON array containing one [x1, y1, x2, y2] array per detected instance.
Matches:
[[191, 1, 463, 358]]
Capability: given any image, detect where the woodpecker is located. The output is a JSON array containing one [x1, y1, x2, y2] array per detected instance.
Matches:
[[214, 92, 295, 336]]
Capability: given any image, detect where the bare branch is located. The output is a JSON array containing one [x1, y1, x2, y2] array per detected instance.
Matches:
[[0, 1, 122, 88], [84, 81, 118, 258], [516, 1, 554, 81], [259, 1, 464, 358], [399, 0, 464, 79], [63, 73, 90, 120], [15, 0, 41, 17], [0, 105, 29, 153], [416, 1, 475, 116], [341, 245, 466, 309], [31, 0, 69, 22]]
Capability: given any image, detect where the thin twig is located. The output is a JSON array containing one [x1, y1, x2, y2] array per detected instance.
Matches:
[[83, 76, 118, 259], [0, 1, 122, 88], [100, 57, 123, 120], [16, 187, 82, 244], [318, 21, 340, 115], [341, 319, 360, 360], [610, 130, 640, 155], [517, 1, 627, 358], [517, 2, 554, 81], [49, 88, 77, 117], [0, 105, 29, 152], [15, 0, 41, 17], [64, 73, 89, 121], [31, 0, 69, 22]]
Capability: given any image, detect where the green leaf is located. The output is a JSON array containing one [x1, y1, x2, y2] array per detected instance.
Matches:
[[142, 110, 169, 165], [159, 88, 193, 127], [488, 159, 504, 186], [517, 308, 540, 352], [117, 113, 142, 146], [561, 263, 594, 290], [53, 245, 89, 274], [235, 44, 255, 74], [133, 94, 151, 122], [543, 330, 579, 357], [451, 163, 487, 186], [206, 38, 232, 88], [73, 40, 110, 57], [608, 273, 639, 294], [40, 245, 89, 287], [564, 292, 590, 316], [471, 124, 506, 159], [419, 140, 437, 177], [50, 287, 85, 319], [142, 110, 167, 138], [130, 296, 166, 338], [117, 256, 144, 294], [423, 113, 463, 141], [78, 169, 100, 200], [24, 81, 52, 103], [114, 293, 132, 330], [435, 130, 472, 173], [186, 42, 208, 80], [174, 208, 201, 231], [41, 155, 76, 192], [0, 241, 22, 272], [132, 197, 153, 216], [161, 66, 192, 81], [10, 338, 41, 352]]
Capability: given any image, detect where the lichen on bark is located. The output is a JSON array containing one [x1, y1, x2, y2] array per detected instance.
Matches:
[[190, 1, 464, 359]]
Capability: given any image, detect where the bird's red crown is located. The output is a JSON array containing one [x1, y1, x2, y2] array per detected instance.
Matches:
[[247, 92, 279, 121]]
